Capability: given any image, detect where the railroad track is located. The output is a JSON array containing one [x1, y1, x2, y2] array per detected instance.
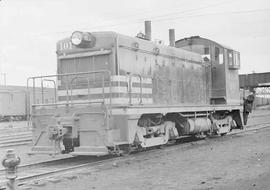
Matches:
[[0, 131, 32, 148], [0, 155, 116, 189], [0, 122, 32, 147], [0, 112, 269, 148], [0, 121, 269, 190]]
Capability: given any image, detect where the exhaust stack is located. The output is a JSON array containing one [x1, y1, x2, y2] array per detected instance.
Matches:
[[144, 21, 152, 41], [169, 29, 175, 47]]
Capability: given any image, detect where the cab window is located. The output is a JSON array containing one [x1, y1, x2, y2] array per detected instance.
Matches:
[[202, 47, 210, 62], [215, 47, 224, 64], [204, 47, 209, 54], [228, 50, 240, 69], [228, 50, 233, 66], [181, 44, 211, 62], [234, 51, 240, 67]]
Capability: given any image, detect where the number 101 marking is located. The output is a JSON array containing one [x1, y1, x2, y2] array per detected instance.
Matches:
[[59, 41, 72, 50]]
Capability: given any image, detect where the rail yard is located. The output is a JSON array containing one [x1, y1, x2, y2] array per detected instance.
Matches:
[[1, 1, 270, 189], [0, 108, 269, 190]]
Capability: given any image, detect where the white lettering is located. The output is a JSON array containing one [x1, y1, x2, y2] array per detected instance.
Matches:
[[59, 42, 72, 51]]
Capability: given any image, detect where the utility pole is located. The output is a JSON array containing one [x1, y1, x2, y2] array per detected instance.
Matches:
[[0, 73, 7, 86], [3, 73, 6, 86]]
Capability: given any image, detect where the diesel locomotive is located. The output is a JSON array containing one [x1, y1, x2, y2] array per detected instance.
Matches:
[[29, 21, 243, 156]]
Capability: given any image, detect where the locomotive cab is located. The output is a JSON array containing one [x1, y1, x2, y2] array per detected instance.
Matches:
[[175, 36, 240, 105]]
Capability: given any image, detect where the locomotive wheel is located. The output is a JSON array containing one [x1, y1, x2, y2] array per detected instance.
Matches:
[[120, 150, 131, 157], [167, 139, 176, 145], [157, 144, 166, 149], [118, 145, 132, 157], [191, 133, 207, 139]]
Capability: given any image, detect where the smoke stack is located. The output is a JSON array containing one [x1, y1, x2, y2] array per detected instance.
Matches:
[[169, 29, 175, 47], [145, 21, 152, 41]]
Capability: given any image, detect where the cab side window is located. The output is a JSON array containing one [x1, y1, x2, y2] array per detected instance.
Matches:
[[215, 47, 224, 64], [234, 51, 240, 67], [228, 50, 233, 66], [204, 47, 209, 54], [228, 50, 240, 69], [184, 44, 211, 62], [203, 46, 210, 62]]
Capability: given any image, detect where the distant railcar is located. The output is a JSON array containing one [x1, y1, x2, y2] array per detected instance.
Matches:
[[0, 86, 55, 122], [29, 22, 244, 156], [0, 89, 27, 121]]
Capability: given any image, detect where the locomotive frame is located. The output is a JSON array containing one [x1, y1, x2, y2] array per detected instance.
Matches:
[[28, 22, 244, 156]]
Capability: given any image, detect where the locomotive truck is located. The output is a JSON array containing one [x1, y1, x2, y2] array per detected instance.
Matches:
[[29, 21, 243, 156]]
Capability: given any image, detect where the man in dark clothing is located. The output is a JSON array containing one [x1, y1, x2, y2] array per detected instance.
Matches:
[[243, 90, 255, 125]]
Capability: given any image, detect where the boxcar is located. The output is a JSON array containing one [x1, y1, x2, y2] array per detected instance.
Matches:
[[0, 85, 56, 121], [0, 89, 27, 121]]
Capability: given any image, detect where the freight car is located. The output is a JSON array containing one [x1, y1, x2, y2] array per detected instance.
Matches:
[[0, 88, 27, 121], [0, 86, 55, 122], [29, 21, 244, 156]]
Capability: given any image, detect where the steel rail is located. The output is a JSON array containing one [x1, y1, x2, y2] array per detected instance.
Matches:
[[0, 122, 269, 189], [0, 157, 75, 174], [0, 156, 116, 186], [16, 156, 118, 184]]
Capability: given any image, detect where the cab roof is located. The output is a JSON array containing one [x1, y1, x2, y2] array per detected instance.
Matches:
[[176, 36, 237, 52]]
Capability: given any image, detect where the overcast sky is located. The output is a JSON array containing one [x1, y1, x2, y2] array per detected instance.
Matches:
[[0, 0, 270, 85]]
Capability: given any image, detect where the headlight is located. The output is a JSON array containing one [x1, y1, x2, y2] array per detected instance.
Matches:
[[71, 31, 95, 48], [71, 31, 83, 46]]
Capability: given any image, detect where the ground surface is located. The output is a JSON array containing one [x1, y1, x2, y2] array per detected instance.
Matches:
[[5, 110, 267, 190], [23, 124, 270, 190], [0, 109, 269, 168]]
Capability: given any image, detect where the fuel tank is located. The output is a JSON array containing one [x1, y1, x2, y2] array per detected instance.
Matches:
[[181, 118, 212, 135]]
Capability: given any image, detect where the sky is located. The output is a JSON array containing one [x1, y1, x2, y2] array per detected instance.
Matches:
[[0, 0, 270, 85]]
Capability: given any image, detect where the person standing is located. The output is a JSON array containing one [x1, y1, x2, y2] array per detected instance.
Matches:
[[243, 90, 255, 126]]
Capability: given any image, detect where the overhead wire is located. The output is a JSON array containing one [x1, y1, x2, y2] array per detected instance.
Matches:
[[13, 0, 270, 38], [152, 8, 270, 22], [74, 8, 270, 33], [31, 0, 240, 37], [146, 0, 238, 20]]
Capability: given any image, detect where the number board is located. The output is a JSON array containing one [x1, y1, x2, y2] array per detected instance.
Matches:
[[57, 38, 75, 54]]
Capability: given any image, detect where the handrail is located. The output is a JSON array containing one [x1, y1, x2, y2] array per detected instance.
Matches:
[[70, 76, 98, 104], [32, 100, 105, 107], [42, 79, 57, 104], [27, 70, 112, 108], [128, 74, 143, 105], [41, 79, 57, 104], [41, 79, 44, 104], [27, 70, 111, 80], [69, 70, 111, 105]]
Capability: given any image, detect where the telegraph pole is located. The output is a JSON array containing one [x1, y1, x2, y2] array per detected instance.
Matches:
[[3, 73, 6, 86], [0, 0, 5, 85], [0, 73, 7, 86]]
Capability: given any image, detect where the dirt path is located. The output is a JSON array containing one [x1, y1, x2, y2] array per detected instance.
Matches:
[[22, 126, 270, 190]]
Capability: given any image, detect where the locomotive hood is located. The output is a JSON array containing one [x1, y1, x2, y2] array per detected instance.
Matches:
[[56, 31, 203, 64]]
